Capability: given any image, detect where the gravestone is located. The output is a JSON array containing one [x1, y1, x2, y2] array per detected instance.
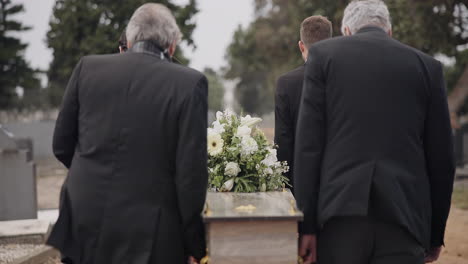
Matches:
[[0, 126, 37, 221], [203, 190, 302, 264], [3, 121, 55, 159]]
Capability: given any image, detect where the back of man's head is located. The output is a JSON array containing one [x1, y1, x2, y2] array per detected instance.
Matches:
[[300, 16, 333, 49], [126, 3, 181, 49], [341, 0, 392, 35]]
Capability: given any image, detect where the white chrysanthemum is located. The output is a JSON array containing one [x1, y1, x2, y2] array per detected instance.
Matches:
[[207, 130, 224, 156], [240, 115, 262, 127], [261, 148, 278, 167], [225, 162, 241, 177], [220, 178, 234, 191], [240, 135, 258, 156], [236, 125, 251, 138]]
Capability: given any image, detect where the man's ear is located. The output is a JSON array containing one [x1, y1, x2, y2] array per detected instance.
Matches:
[[344, 26, 352, 36], [298, 40, 305, 53], [127, 41, 132, 49], [299, 41, 309, 62], [168, 41, 177, 57]]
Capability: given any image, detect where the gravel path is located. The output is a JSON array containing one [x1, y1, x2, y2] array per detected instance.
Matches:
[[0, 244, 42, 264], [42, 256, 61, 264]]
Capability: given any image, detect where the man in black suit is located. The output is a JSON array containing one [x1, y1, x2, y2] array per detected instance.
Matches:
[[295, 1, 455, 264], [47, 4, 208, 263], [275, 16, 332, 190]]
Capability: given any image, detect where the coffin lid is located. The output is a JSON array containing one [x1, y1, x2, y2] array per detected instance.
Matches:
[[203, 189, 303, 222]]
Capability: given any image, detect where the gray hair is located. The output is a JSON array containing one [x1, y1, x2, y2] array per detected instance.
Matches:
[[126, 3, 182, 49], [341, 0, 392, 35]]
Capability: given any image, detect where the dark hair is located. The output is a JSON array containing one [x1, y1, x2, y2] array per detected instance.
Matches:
[[119, 30, 127, 51], [300, 16, 333, 48]]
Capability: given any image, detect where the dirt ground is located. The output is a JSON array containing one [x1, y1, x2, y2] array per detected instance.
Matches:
[[439, 206, 468, 264], [36, 158, 66, 210], [35, 158, 468, 263]]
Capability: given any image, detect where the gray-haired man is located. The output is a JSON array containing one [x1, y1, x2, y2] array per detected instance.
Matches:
[[47, 3, 208, 263], [294, 1, 454, 263]]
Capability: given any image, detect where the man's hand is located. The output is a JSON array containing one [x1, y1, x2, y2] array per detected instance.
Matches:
[[188, 256, 199, 264], [299, 234, 317, 264], [425, 246, 442, 263]]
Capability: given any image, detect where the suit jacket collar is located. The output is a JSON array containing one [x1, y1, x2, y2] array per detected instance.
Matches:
[[130, 41, 170, 61], [356, 26, 387, 35]]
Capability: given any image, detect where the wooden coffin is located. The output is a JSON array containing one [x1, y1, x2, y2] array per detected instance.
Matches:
[[203, 190, 303, 264]]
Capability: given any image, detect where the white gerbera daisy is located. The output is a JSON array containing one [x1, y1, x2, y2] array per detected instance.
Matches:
[[207, 130, 224, 156]]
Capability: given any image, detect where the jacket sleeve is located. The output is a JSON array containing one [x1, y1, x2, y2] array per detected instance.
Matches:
[[424, 61, 455, 247], [175, 76, 209, 260], [275, 78, 294, 186], [52, 59, 83, 169], [294, 48, 326, 235]]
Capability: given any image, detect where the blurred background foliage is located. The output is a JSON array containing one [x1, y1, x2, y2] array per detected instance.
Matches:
[[0, 0, 41, 110], [204, 67, 225, 112], [1, 0, 199, 109], [46, 0, 199, 106], [225, 0, 468, 115], [1, 0, 468, 121]]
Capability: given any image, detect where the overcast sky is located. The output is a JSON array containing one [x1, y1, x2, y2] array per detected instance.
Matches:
[[15, 0, 254, 72]]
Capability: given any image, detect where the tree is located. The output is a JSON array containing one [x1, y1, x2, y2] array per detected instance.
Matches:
[[387, 1, 468, 121], [47, 0, 198, 106], [225, 1, 308, 115], [204, 68, 225, 112], [225, 0, 468, 116], [0, 0, 40, 109]]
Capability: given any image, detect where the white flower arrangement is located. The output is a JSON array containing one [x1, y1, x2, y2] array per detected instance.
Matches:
[[207, 129, 224, 156], [207, 110, 289, 192]]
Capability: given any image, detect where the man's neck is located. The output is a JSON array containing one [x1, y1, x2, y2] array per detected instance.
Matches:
[[130, 41, 170, 61]]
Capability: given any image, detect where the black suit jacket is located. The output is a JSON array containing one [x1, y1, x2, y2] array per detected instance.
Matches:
[[294, 27, 455, 249], [47, 42, 209, 263], [274, 65, 305, 189]]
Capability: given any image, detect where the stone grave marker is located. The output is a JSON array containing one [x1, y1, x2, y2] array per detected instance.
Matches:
[[0, 125, 37, 221]]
